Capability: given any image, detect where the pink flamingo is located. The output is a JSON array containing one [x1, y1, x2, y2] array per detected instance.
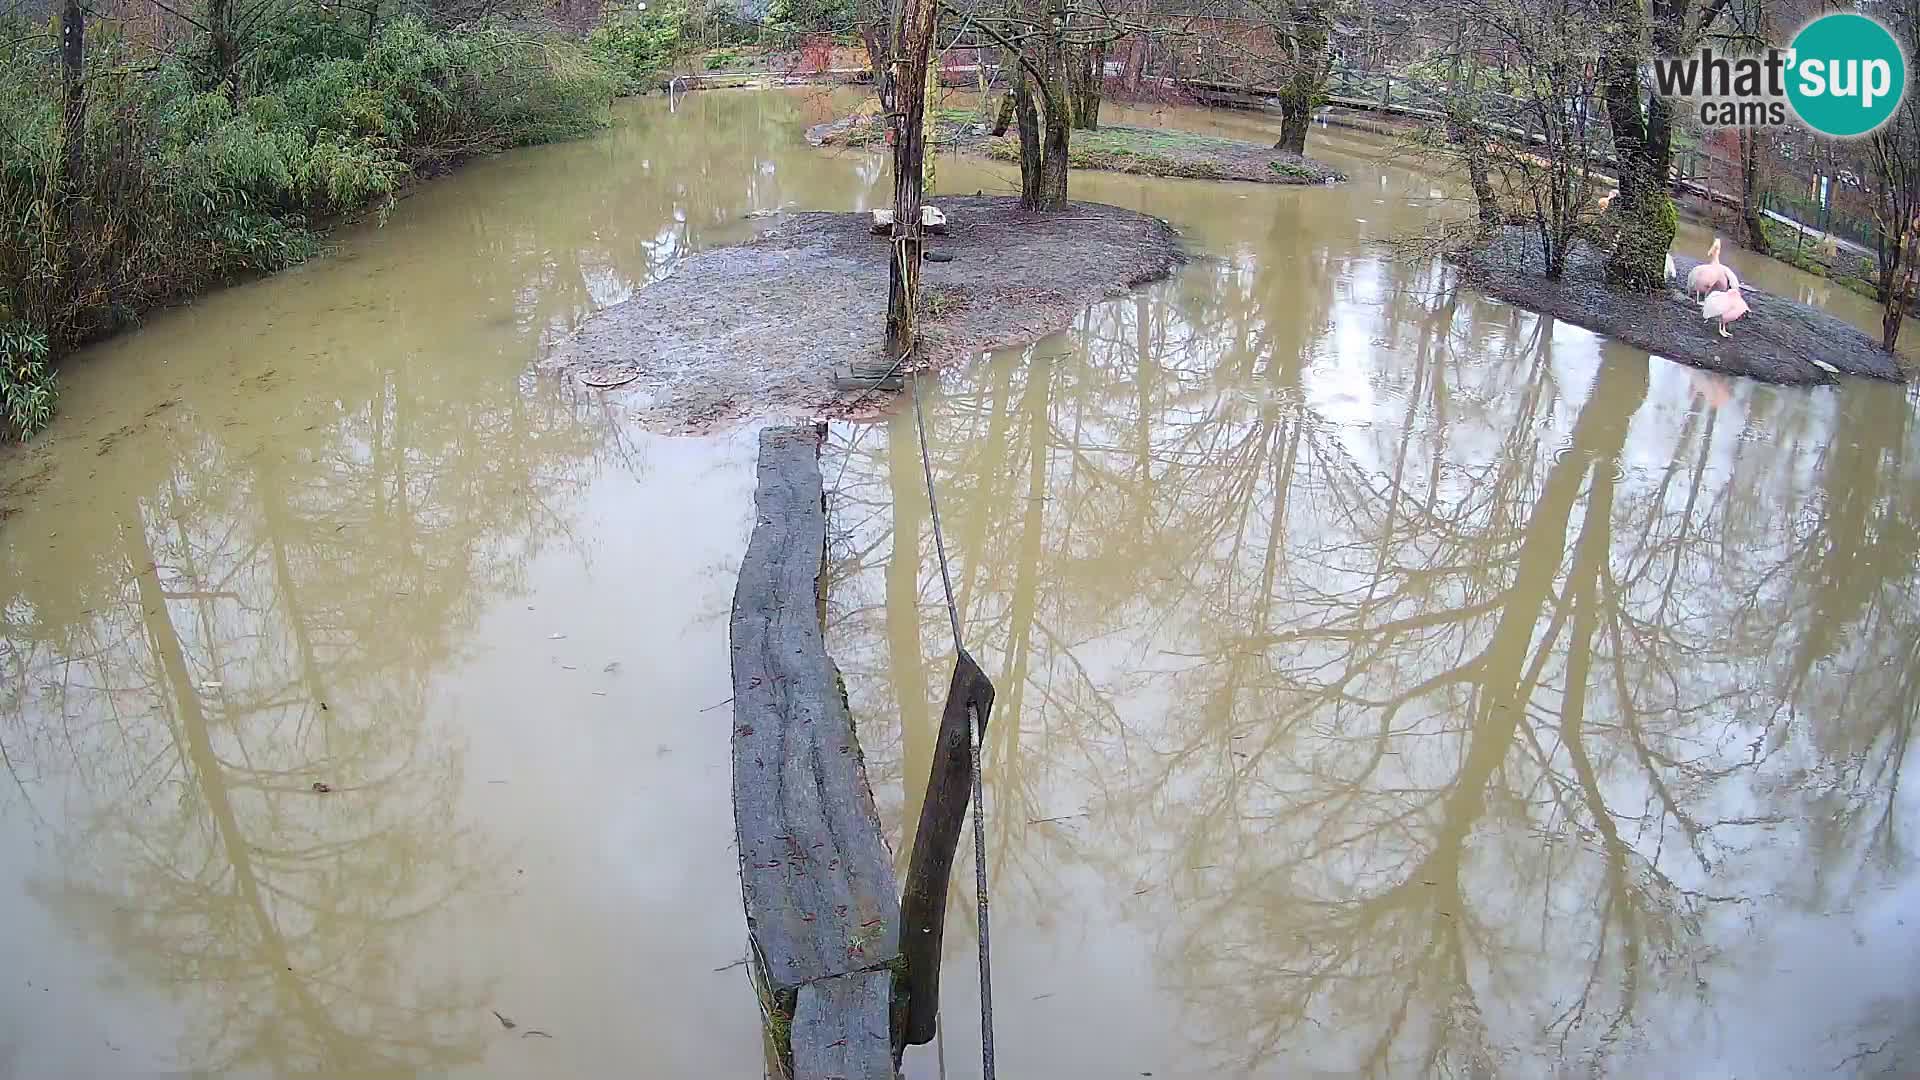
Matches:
[[1700, 269, 1749, 337], [1687, 237, 1737, 299]]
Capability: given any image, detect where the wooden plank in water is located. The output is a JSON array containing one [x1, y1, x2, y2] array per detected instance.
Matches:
[[898, 650, 995, 1045], [834, 362, 905, 391], [730, 425, 902, 997], [790, 969, 896, 1080]]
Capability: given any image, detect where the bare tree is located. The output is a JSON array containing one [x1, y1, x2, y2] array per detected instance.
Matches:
[[961, 0, 1145, 208], [1427, 0, 1610, 277], [1177, 0, 1338, 155], [1865, 2, 1918, 352]]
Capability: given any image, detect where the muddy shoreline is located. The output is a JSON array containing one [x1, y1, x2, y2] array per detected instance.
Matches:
[[543, 195, 1185, 428], [806, 112, 1345, 186], [1454, 227, 1905, 385]]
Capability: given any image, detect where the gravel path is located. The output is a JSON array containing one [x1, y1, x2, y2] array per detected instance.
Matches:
[[542, 196, 1184, 429], [1455, 227, 1905, 385]]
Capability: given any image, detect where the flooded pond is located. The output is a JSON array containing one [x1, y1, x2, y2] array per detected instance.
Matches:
[[4, 88, 1918, 1077]]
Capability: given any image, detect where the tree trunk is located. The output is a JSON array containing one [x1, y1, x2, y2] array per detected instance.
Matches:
[[59, 0, 84, 193], [860, 19, 893, 113], [1273, 0, 1331, 156], [991, 88, 1014, 136], [1601, 53, 1676, 291], [1276, 99, 1310, 155], [885, 0, 938, 360], [1038, 70, 1070, 209], [922, 52, 939, 191], [1600, 10, 1680, 292], [1012, 64, 1044, 209], [208, 0, 238, 91], [1038, 115, 1069, 208], [1123, 34, 1146, 94], [1740, 130, 1771, 256], [1445, 112, 1501, 231], [1071, 42, 1105, 130], [1033, 6, 1071, 209]]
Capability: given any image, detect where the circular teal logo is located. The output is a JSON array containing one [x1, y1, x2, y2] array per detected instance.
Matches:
[[1786, 13, 1908, 137]]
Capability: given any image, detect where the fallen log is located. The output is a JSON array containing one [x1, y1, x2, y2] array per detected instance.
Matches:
[[730, 424, 901, 1079]]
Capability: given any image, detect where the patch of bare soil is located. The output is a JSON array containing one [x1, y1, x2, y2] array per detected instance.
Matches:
[[542, 196, 1183, 429], [1455, 227, 1905, 385]]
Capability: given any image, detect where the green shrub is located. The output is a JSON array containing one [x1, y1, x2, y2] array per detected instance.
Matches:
[[589, 2, 689, 90], [767, 0, 855, 33], [0, 15, 612, 440], [0, 321, 53, 441]]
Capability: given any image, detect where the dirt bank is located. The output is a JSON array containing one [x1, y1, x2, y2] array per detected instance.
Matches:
[[542, 196, 1183, 429], [1454, 227, 1905, 385], [807, 110, 1345, 185]]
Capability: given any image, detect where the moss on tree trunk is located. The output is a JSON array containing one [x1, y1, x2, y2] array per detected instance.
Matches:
[[1607, 189, 1677, 293]]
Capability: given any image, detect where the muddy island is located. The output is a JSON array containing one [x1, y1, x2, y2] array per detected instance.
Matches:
[[1454, 227, 1906, 386], [806, 109, 1346, 186], [543, 195, 1183, 428]]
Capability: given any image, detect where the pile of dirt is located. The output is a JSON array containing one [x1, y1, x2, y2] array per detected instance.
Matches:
[[806, 113, 1345, 186], [541, 196, 1184, 429], [1454, 227, 1906, 385]]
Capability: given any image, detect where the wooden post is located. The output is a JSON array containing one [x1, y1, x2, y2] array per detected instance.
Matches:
[[897, 650, 995, 1046], [59, 0, 84, 193]]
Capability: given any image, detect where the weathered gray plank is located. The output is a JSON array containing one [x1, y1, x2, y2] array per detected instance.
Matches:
[[731, 425, 902, 995], [898, 650, 994, 1045], [790, 969, 896, 1080]]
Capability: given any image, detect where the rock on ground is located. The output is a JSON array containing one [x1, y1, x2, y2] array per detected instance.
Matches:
[[1455, 227, 1905, 386], [542, 196, 1184, 429]]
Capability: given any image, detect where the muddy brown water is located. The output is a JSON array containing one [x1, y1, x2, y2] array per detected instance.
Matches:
[[1, 87, 1916, 1077]]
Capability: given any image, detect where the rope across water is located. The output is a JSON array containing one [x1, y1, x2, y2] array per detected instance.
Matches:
[[909, 373, 996, 1080]]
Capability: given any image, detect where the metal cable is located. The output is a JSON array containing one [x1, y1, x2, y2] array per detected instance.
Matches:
[[909, 373, 996, 1080]]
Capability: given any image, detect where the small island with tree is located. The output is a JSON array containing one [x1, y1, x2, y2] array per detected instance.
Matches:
[[1413, 0, 1915, 382], [807, 105, 1346, 186]]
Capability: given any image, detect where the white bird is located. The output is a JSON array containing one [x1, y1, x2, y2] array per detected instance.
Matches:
[[1701, 268, 1749, 337], [1687, 237, 1738, 300], [1665, 251, 1677, 280]]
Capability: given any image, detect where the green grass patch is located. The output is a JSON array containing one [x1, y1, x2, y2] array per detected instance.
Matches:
[[822, 107, 981, 148], [980, 124, 1333, 183], [1761, 221, 1884, 302], [1072, 125, 1236, 156]]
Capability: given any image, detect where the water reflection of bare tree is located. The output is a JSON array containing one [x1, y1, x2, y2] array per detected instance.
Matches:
[[0, 381, 604, 1072], [824, 252, 1920, 1076]]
